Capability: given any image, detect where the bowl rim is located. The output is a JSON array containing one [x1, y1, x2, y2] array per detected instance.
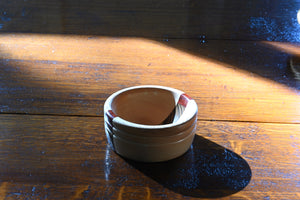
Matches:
[[104, 85, 198, 130]]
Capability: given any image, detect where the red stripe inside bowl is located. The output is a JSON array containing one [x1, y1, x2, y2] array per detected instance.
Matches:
[[178, 93, 192, 107], [106, 110, 117, 125]]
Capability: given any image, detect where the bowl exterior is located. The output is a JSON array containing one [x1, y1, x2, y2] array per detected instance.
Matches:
[[112, 127, 196, 162], [103, 85, 198, 162], [111, 119, 197, 144], [111, 113, 197, 137]]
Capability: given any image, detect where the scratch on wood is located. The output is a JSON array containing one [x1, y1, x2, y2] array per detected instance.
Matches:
[[0, 182, 8, 200], [229, 140, 244, 155], [231, 193, 252, 200], [72, 185, 90, 199], [146, 187, 151, 199], [117, 186, 151, 200], [117, 186, 124, 200]]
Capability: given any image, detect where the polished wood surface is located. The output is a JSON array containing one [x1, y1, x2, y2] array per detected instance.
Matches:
[[0, 34, 299, 200], [0, 115, 299, 199], [0, 35, 299, 123], [0, 1, 300, 199]]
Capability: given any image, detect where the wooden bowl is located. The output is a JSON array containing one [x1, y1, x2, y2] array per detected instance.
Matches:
[[104, 85, 198, 162]]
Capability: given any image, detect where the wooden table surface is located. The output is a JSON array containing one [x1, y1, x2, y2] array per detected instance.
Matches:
[[0, 1, 300, 199]]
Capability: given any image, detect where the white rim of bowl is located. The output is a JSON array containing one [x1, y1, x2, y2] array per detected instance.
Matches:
[[104, 85, 198, 130]]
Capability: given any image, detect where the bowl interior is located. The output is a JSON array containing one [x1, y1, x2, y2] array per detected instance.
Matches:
[[111, 88, 176, 125]]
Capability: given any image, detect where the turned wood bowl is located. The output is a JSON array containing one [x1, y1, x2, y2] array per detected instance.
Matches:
[[104, 85, 198, 162]]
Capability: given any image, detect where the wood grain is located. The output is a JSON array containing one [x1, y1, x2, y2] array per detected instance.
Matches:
[[0, 1, 299, 199], [0, 34, 299, 123], [0, 114, 298, 199]]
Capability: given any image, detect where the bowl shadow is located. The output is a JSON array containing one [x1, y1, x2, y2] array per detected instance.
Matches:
[[125, 134, 252, 198]]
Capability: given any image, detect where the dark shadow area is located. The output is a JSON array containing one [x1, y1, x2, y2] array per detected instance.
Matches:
[[1, 0, 299, 41], [161, 39, 300, 90], [125, 135, 252, 198]]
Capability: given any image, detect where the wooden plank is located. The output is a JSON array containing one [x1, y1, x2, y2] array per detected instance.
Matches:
[[0, 34, 299, 123], [0, 114, 299, 199], [0, 0, 298, 41]]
